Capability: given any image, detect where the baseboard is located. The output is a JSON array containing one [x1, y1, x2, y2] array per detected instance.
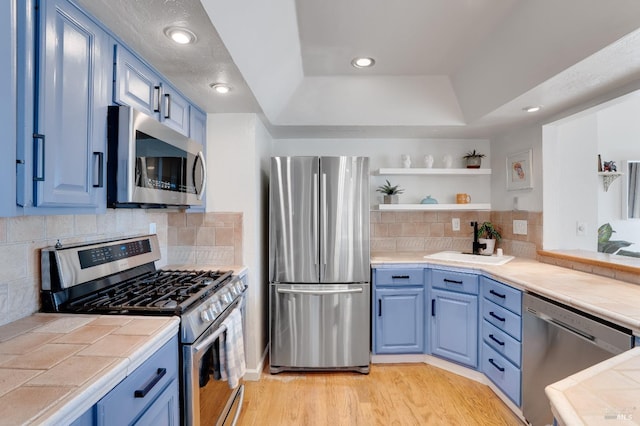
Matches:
[[244, 345, 268, 381]]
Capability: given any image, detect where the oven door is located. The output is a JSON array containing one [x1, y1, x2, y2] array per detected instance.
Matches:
[[183, 302, 244, 426]]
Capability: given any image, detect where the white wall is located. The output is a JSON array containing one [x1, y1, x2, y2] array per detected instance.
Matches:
[[206, 113, 271, 378], [597, 92, 640, 251], [489, 125, 543, 212], [273, 138, 491, 206], [542, 113, 599, 250], [540, 88, 640, 251]]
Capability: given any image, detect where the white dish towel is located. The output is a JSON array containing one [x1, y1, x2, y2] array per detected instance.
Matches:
[[220, 306, 246, 389]]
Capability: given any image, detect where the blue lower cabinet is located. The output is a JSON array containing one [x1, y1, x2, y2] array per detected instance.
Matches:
[[374, 287, 425, 354], [482, 342, 521, 406], [430, 289, 478, 368]]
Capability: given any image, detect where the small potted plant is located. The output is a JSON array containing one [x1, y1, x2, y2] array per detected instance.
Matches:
[[376, 179, 404, 204], [477, 221, 501, 255], [463, 150, 485, 169]]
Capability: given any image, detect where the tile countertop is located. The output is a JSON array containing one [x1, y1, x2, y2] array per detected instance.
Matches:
[[0, 313, 179, 426], [372, 252, 640, 425]]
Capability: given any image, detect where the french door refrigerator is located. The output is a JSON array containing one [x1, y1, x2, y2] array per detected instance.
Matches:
[[269, 156, 370, 373]]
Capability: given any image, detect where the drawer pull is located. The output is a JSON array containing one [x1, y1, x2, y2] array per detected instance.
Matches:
[[488, 358, 505, 372], [489, 289, 506, 299], [443, 278, 463, 285], [489, 334, 505, 346], [134, 368, 166, 398], [489, 311, 506, 322], [391, 275, 410, 279]]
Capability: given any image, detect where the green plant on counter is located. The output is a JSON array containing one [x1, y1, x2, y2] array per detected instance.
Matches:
[[477, 221, 502, 241], [376, 180, 404, 195]]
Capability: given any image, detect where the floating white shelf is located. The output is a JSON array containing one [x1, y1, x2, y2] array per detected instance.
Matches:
[[375, 168, 491, 175], [376, 203, 492, 211]]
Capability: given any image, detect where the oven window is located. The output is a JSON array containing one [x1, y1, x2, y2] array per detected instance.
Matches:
[[198, 341, 234, 425]]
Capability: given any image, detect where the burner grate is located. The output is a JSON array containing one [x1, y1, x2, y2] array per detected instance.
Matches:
[[65, 269, 233, 315]]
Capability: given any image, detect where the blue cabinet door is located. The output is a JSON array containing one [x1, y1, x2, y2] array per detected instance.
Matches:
[[34, 0, 109, 208], [430, 288, 478, 368], [114, 45, 161, 117], [189, 106, 207, 145], [161, 84, 190, 136], [374, 287, 424, 354]]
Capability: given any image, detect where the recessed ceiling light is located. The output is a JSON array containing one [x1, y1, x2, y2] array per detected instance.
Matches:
[[351, 57, 376, 68], [210, 83, 231, 94], [164, 26, 197, 45], [523, 105, 542, 113]]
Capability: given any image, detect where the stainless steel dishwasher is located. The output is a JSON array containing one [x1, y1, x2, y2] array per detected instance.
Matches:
[[522, 292, 633, 426]]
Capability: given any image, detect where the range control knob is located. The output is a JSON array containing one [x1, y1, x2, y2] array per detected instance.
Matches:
[[200, 309, 212, 323]]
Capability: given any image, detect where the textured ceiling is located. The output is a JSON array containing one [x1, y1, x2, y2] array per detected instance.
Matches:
[[76, 0, 640, 139]]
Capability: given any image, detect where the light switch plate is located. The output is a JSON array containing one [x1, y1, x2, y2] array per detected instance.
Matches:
[[452, 218, 460, 231], [513, 219, 528, 235], [149, 222, 157, 234]]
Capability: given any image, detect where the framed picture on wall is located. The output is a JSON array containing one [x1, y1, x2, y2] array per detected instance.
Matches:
[[506, 149, 533, 190]]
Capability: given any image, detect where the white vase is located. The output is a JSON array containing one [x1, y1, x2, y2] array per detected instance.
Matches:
[[424, 155, 434, 168], [479, 238, 495, 255], [401, 154, 411, 168], [443, 154, 453, 168]]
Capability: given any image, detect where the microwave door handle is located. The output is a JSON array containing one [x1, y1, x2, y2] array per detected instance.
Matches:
[[196, 151, 207, 200]]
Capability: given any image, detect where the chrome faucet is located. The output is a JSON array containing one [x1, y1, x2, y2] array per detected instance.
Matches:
[[471, 221, 486, 255]]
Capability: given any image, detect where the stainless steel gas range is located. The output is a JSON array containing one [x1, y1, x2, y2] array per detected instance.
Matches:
[[40, 234, 246, 426]]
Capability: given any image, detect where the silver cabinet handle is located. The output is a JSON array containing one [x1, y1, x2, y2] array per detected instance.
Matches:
[[33, 133, 46, 181], [153, 86, 161, 112], [277, 288, 363, 295], [164, 93, 171, 119]]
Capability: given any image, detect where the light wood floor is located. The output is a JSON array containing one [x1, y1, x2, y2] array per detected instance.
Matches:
[[237, 363, 523, 425]]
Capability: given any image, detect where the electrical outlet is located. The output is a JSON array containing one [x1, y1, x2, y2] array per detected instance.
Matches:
[[576, 221, 587, 236], [149, 222, 156, 234], [513, 219, 528, 235], [452, 218, 460, 231]]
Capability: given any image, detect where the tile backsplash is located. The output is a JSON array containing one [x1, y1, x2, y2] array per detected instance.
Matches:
[[0, 210, 243, 327], [371, 210, 542, 259]]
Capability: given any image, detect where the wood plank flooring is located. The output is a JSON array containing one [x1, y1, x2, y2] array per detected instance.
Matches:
[[238, 363, 523, 425]]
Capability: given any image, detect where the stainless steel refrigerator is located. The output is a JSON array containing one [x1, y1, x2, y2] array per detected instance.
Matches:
[[269, 156, 370, 374]]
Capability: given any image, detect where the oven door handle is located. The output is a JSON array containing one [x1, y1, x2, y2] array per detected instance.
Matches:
[[193, 324, 228, 355]]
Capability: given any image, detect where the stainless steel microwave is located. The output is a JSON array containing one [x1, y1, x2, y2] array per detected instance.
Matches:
[[107, 105, 206, 208]]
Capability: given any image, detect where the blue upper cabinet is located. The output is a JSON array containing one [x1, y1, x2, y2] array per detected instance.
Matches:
[[189, 106, 207, 145], [114, 45, 190, 136], [30, 0, 110, 209]]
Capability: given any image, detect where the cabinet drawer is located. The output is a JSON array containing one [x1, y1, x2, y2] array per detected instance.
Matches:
[[482, 320, 521, 367], [482, 299, 521, 340], [482, 343, 521, 406], [481, 277, 521, 315], [97, 336, 178, 425], [375, 268, 423, 286], [431, 269, 478, 295]]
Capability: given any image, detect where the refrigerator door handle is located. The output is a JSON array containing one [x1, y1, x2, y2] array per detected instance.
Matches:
[[313, 173, 319, 279], [321, 172, 328, 279], [277, 287, 364, 295]]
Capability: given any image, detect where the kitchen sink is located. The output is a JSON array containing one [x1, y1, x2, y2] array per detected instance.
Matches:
[[423, 251, 514, 265]]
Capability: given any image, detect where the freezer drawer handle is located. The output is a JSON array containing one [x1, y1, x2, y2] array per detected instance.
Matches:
[[391, 275, 410, 279], [277, 288, 364, 295], [489, 334, 505, 346], [489, 289, 506, 299], [489, 311, 506, 322], [488, 358, 505, 372], [443, 278, 463, 285]]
